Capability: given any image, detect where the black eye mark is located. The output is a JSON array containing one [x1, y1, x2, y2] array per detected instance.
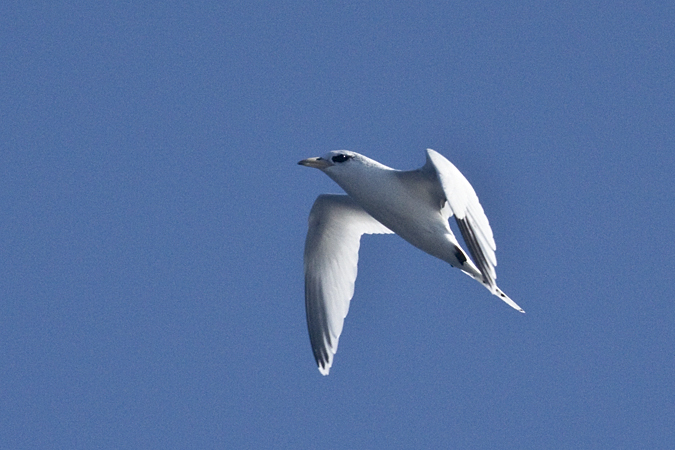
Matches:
[[331, 154, 352, 163]]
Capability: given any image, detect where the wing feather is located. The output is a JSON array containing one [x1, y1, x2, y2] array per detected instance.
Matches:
[[304, 194, 393, 375], [425, 149, 524, 312], [424, 149, 498, 284]]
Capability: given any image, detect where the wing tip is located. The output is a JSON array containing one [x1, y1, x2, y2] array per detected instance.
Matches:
[[318, 362, 331, 376]]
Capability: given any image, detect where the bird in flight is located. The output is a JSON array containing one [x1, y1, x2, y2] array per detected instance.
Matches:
[[299, 149, 523, 375]]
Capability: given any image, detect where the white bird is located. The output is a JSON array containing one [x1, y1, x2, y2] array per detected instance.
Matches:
[[299, 149, 523, 375]]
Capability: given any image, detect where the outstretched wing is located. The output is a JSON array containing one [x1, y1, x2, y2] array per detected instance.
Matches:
[[304, 194, 393, 375], [424, 149, 523, 313]]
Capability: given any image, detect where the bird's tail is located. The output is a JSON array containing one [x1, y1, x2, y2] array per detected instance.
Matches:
[[492, 286, 525, 313], [462, 269, 525, 313]]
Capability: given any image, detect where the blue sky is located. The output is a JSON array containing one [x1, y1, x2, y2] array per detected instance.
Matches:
[[1, 1, 674, 448]]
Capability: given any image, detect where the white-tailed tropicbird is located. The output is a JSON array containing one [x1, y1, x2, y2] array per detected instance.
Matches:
[[299, 149, 523, 375]]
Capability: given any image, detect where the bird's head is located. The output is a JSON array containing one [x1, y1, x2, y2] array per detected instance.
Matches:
[[298, 150, 358, 171], [298, 150, 392, 193]]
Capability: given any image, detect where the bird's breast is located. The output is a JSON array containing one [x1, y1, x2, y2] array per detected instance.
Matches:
[[339, 171, 447, 244]]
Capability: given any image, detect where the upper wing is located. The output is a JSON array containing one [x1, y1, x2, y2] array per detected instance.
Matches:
[[424, 149, 498, 287], [424, 149, 524, 312], [304, 194, 393, 375]]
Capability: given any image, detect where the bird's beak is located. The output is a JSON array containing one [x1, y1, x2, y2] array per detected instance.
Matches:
[[298, 157, 331, 169]]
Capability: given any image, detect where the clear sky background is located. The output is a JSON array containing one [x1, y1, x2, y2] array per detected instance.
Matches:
[[1, 1, 674, 449]]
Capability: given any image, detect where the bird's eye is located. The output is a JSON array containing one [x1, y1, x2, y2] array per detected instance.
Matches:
[[331, 154, 352, 163]]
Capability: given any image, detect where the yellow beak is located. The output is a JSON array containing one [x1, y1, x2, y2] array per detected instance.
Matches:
[[298, 157, 331, 169]]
